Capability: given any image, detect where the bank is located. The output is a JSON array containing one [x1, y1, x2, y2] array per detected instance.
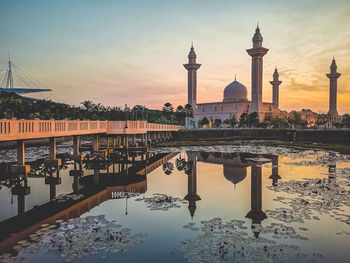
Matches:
[[156, 128, 350, 154]]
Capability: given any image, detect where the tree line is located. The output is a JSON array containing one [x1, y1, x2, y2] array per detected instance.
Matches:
[[0, 92, 193, 125], [197, 112, 350, 128]]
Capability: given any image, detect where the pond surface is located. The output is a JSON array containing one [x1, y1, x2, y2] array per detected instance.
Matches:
[[0, 143, 350, 263]]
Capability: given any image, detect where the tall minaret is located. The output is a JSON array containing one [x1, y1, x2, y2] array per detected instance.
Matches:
[[326, 57, 341, 117], [269, 67, 282, 108], [184, 44, 201, 107], [247, 24, 269, 115]]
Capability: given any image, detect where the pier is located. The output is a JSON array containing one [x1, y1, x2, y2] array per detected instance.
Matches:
[[0, 119, 180, 177]]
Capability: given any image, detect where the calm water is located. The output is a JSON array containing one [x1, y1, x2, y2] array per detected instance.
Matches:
[[0, 143, 350, 263]]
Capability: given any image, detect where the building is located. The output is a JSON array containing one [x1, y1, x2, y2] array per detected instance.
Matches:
[[184, 25, 282, 125], [326, 57, 342, 124]]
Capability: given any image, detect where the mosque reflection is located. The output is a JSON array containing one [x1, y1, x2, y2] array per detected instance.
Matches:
[[175, 151, 282, 237], [0, 149, 338, 253]]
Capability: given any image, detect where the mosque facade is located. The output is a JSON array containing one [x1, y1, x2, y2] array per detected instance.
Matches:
[[184, 25, 282, 124]]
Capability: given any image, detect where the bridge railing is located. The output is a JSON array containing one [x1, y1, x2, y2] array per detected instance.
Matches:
[[146, 122, 180, 132], [0, 119, 108, 141], [0, 119, 180, 141]]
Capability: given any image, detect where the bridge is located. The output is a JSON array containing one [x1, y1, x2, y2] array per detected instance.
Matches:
[[0, 118, 180, 174]]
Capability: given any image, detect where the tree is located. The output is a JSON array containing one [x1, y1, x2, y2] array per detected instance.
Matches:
[[201, 117, 209, 126], [197, 117, 209, 127], [288, 112, 304, 128], [184, 104, 194, 118], [81, 100, 94, 112], [270, 116, 288, 128], [213, 118, 222, 127], [316, 114, 328, 127], [223, 117, 237, 127], [162, 102, 174, 113], [239, 113, 248, 127], [248, 112, 260, 127], [341, 114, 350, 128], [175, 105, 185, 125]]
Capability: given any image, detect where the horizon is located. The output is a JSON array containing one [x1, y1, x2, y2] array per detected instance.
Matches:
[[1, 0, 349, 113]]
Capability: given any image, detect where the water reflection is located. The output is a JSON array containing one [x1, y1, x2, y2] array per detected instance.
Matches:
[[184, 152, 201, 218], [0, 146, 349, 262], [186, 151, 276, 237]]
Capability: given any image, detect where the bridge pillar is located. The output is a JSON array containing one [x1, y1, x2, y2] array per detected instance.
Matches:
[[113, 137, 116, 148], [45, 137, 61, 171], [94, 169, 99, 185], [93, 134, 99, 151], [17, 140, 25, 165], [72, 135, 83, 170], [119, 136, 122, 147], [144, 133, 148, 147], [132, 134, 136, 147], [12, 183, 30, 216], [45, 176, 62, 200], [73, 135, 80, 156], [10, 140, 30, 176], [49, 137, 56, 159]]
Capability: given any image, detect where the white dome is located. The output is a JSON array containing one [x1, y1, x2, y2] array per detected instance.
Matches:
[[223, 80, 248, 102]]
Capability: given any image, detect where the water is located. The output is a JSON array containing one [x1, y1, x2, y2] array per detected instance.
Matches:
[[0, 143, 350, 262]]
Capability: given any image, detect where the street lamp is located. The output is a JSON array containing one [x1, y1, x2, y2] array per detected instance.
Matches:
[[125, 104, 129, 128]]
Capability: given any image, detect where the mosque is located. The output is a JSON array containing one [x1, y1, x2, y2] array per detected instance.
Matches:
[[184, 25, 342, 125]]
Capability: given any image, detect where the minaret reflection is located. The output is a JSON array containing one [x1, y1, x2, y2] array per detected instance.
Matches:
[[328, 152, 336, 183], [246, 164, 267, 238], [268, 156, 281, 186], [184, 152, 201, 219]]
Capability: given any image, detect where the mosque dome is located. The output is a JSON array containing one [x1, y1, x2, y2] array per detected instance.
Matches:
[[223, 77, 248, 102], [223, 164, 247, 185]]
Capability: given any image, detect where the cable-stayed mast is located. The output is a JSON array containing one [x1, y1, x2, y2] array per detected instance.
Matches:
[[5, 49, 14, 89], [0, 50, 52, 94]]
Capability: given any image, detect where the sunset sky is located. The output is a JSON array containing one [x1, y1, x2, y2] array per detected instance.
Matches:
[[1, 0, 349, 113]]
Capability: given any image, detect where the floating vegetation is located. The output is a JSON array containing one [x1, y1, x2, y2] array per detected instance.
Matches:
[[53, 193, 85, 202], [135, 193, 184, 211], [267, 168, 350, 225], [0, 215, 146, 263], [179, 218, 322, 263]]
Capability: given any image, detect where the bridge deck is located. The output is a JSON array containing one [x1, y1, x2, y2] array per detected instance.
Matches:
[[0, 119, 179, 142]]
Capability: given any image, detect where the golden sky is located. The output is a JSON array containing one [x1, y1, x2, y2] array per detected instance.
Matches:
[[1, 0, 350, 113]]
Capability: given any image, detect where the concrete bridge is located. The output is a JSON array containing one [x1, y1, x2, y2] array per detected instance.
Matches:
[[0, 119, 180, 175]]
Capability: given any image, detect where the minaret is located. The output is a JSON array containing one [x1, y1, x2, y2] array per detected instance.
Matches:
[[247, 24, 269, 115], [326, 57, 341, 117], [184, 44, 201, 107], [269, 67, 282, 108], [184, 151, 201, 218]]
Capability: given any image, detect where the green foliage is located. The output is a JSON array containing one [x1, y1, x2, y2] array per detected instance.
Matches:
[[197, 117, 209, 127], [162, 102, 174, 113], [269, 116, 289, 128], [239, 113, 249, 127], [248, 112, 260, 127], [223, 117, 237, 127], [342, 114, 350, 128], [213, 118, 222, 127]]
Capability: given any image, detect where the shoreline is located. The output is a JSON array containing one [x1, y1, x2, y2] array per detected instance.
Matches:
[[154, 139, 350, 154]]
